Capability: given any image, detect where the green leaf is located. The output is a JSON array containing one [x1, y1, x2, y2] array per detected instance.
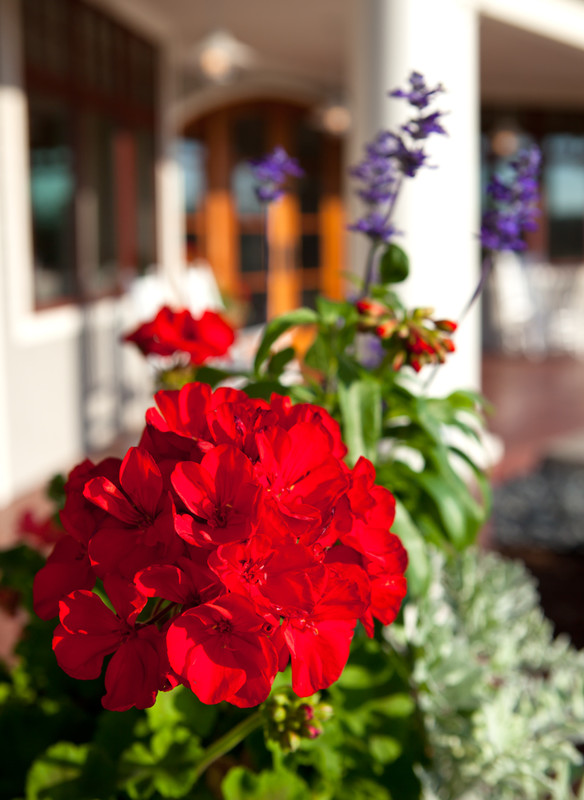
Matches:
[[0, 545, 45, 612], [242, 381, 290, 401], [222, 766, 309, 800], [119, 732, 203, 799], [316, 295, 344, 326], [446, 388, 493, 416], [94, 709, 143, 761], [449, 446, 493, 520], [193, 365, 236, 388], [369, 734, 402, 765], [391, 499, 431, 597], [146, 685, 218, 739], [338, 663, 393, 689], [47, 474, 67, 508], [372, 693, 415, 718], [253, 308, 318, 375], [415, 451, 484, 549], [334, 778, 393, 800], [338, 379, 382, 465], [303, 333, 330, 374], [380, 243, 410, 284], [266, 346, 295, 379], [316, 296, 360, 328], [25, 742, 115, 800]]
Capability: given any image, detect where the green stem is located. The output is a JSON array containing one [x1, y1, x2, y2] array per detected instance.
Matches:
[[422, 252, 494, 395], [193, 710, 264, 783], [360, 240, 381, 297]]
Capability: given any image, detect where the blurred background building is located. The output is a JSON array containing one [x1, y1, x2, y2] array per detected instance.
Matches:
[[1, 0, 584, 508]]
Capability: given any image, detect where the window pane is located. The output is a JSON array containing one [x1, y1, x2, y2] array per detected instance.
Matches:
[[83, 113, 118, 295], [232, 161, 263, 215], [178, 138, 207, 214], [239, 233, 264, 272], [301, 288, 319, 309], [544, 134, 584, 259], [247, 292, 267, 326], [29, 96, 75, 304], [301, 234, 320, 269], [136, 129, 156, 271], [298, 123, 320, 213]]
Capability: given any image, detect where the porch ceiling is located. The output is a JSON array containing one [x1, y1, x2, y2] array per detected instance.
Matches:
[[91, 0, 349, 87], [480, 14, 584, 107], [91, 0, 584, 109]]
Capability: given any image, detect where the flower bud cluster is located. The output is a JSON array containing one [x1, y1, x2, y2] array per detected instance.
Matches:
[[34, 383, 407, 712], [356, 299, 457, 372], [263, 689, 334, 751]]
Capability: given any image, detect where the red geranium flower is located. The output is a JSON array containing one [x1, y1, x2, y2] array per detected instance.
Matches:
[[33, 536, 95, 620], [172, 445, 262, 546], [53, 577, 165, 711], [124, 306, 235, 365], [166, 594, 279, 707]]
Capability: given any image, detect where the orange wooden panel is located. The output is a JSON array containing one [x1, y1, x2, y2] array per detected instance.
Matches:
[[319, 194, 345, 300], [265, 106, 301, 316], [204, 190, 238, 295], [267, 193, 301, 318], [204, 110, 238, 294]]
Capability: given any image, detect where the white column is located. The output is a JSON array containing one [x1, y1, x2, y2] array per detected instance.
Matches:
[[156, 47, 187, 301], [347, 0, 481, 392], [0, 0, 25, 505]]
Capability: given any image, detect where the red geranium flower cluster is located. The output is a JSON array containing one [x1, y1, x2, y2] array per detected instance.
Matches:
[[34, 383, 407, 712], [123, 307, 235, 365]]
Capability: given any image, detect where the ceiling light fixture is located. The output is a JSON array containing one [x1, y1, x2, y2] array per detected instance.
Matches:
[[194, 29, 256, 84]]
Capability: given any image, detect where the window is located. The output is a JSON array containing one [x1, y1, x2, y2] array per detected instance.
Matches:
[[544, 134, 584, 261], [181, 101, 344, 325], [23, 0, 158, 307]]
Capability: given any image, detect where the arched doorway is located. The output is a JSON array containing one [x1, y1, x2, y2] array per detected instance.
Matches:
[[179, 99, 344, 325]]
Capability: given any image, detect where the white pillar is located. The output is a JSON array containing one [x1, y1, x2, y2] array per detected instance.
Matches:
[[347, 0, 481, 391], [156, 47, 187, 300], [0, 0, 25, 505]]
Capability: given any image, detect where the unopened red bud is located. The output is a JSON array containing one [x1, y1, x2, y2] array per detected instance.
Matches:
[[375, 319, 398, 339], [435, 319, 458, 333], [317, 703, 334, 721], [442, 337, 456, 352], [356, 298, 387, 317], [286, 731, 301, 752], [411, 358, 423, 372], [392, 352, 405, 371], [299, 703, 315, 721], [307, 725, 322, 739], [413, 306, 434, 319]]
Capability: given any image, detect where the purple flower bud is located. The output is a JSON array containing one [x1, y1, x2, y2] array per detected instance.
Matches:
[[390, 71, 445, 110], [249, 146, 304, 204], [480, 144, 541, 252], [348, 212, 397, 243], [403, 111, 447, 140]]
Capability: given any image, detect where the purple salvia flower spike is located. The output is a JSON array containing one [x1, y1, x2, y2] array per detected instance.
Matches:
[[249, 146, 304, 204]]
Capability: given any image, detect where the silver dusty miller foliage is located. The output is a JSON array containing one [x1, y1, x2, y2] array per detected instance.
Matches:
[[387, 547, 584, 800]]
